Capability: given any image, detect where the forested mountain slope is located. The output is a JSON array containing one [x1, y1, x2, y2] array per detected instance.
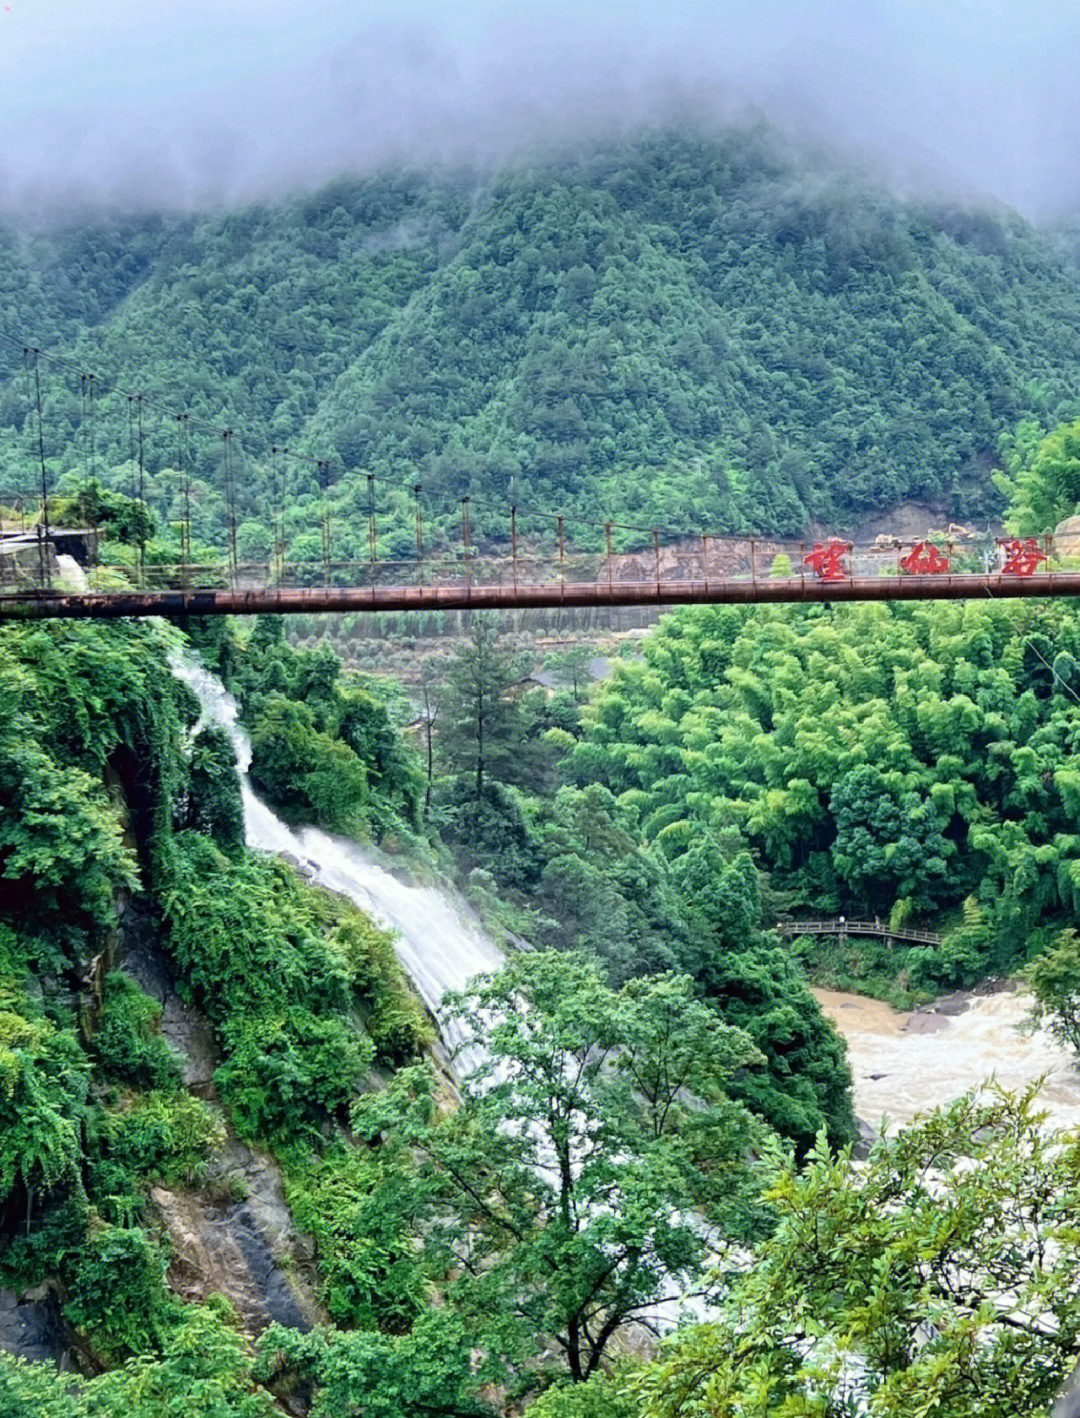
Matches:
[[5, 127, 1080, 552]]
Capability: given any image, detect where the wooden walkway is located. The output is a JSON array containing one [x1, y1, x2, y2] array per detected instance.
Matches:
[[777, 919, 943, 948]]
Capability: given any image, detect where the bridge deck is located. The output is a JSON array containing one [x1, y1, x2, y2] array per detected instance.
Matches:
[[778, 919, 943, 947], [2, 570, 1080, 620]]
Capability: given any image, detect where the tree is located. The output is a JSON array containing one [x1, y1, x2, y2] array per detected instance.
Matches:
[[441, 614, 528, 800], [829, 762, 952, 913], [637, 1086, 1080, 1418], [1025, 928, 1080, 1055], [353, 952, 773, 1385], [769, 552, 793, 578], [187, 724, 244, 848], [997, 418, 1080, 536], [258, 1311, 490, 1418], [547, 646, 594, 703], [417, 656, 443, 814]]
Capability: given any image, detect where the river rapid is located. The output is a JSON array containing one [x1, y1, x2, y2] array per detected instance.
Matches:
[[815, 984, 1080, 1136]]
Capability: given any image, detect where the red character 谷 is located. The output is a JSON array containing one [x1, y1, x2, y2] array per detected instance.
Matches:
[[998, 538, 1047, 577]]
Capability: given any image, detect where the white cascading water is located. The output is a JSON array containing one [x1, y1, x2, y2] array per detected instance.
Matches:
[[170, 653, 503, 1062]]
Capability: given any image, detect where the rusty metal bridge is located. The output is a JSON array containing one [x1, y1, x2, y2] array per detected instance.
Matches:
[[2, 527, 1080, 620]]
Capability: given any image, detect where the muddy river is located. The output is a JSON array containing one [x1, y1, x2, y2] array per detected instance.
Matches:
[[814, 984, 1080, 1136]]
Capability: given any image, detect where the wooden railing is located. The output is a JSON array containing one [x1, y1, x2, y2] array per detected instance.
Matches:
[[777, 919, 943, 948]]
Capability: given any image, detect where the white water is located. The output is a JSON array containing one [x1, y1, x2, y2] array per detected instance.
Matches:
[[815, 986, 1080, 1136], [170, 654, 503, 1058]]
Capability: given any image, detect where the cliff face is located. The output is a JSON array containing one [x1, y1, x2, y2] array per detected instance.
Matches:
[[0, 617, 428, 1404], [115, 903, 325, 1343]]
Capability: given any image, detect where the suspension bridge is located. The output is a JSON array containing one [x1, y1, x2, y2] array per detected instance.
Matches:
[[4, 336, 1080, 619], [3, 529, 1079, 620]]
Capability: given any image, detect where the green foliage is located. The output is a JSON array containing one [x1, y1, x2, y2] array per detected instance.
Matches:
[[830, 762, 952, 911], [695, 944, 854, 1151], [0, 740, 137, 937], [64, 1222, 183, 1362], [90, 973, 183, 1091], [215, 1008, 373, 1144], [330, 912, 434, 1061], [769, 552, 793, 577], [997, 417, 1080, 534], [186, 725, 244, 848], [636, 1087, 1080, 1418], [0, 614, 435, 1389], [163, 831, 420, 1143], [258, 1310, 489, 1418], [14, 130, 1080, 549], [0, 1299, 276, 1416], [527, 1372, 638, 1418], [353, 951, 777, 1384], [441, 613, 534, 800], [0, 620, 194, 944], [0, 994, 90, 1217], [248, 695, 370, 834], [226, 625, 421, 838], [48, 480, 156, 545], [1025, 927, 1080, 1054], [283, 1143, 428, 1330], [93, 1091, 225, 1197], [567, 598, 1080, 977]]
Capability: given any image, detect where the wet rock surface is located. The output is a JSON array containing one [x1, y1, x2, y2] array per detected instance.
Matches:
[[118, 900, 321, 1335], [152, 1140, 322, 1336], [117, 900, 218, 1090], [0, 1285, 70, 1367]]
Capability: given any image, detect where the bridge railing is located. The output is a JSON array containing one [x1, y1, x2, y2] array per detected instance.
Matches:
[[778, 919, 943, 947], [1, 521, 1075, 605]]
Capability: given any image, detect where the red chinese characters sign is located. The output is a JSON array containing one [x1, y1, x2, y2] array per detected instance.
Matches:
[[803, 540, 852, 581], [900, 541, 950, 575], [998, 538, 1048, 577]]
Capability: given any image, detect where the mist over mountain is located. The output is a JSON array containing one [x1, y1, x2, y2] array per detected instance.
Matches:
[[4, 126, 1080, 545], [4, 0, 1080, 221]]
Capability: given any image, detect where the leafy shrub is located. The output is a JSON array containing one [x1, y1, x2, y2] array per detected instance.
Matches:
[[64, 1223, 183, 1361], [90, 973, 183, 1092], [93, 1092, 226, 1193], [187, 725, 245, 848], [330, 915, 433, 1061], [1, 1297, 277, 1417], [284, 1145, 428, 1330], [214, 1010, 373, 1145]]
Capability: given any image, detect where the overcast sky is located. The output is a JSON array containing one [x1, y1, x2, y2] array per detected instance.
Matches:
[[2, 0, 1079, 220]]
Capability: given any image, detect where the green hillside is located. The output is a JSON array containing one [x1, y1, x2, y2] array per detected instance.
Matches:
[[5, 126, 1080, 557]]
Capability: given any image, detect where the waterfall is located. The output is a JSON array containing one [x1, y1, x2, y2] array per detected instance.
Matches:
[[170, 653, 716, 1329], [170, 653, 504, 1059]]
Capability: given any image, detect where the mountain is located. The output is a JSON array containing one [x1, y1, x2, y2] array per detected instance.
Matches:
[[5, 125, 1080, 557]]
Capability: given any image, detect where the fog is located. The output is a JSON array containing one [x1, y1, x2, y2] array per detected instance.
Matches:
[[3, 0, 1079, 220]]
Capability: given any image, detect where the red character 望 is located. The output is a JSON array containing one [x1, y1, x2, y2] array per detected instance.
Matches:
[[803, 539, 852, 581]]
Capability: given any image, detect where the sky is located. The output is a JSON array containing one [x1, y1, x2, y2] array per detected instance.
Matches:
[[2, 0, 1080, 220]]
